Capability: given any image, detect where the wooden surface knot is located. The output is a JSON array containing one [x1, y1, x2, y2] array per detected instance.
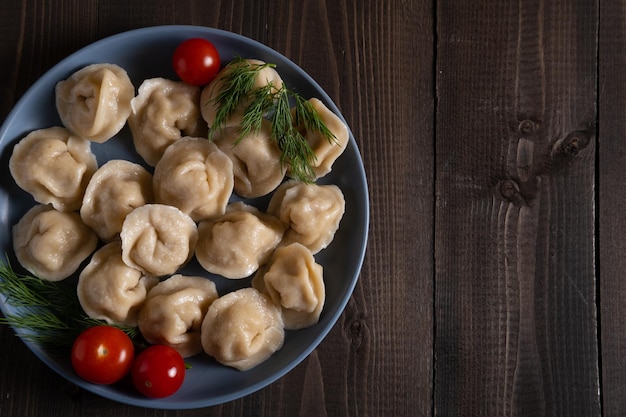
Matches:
[[349, 319, 364, 350], [499, 179, 520, 200], [497, 179, 526, 205], [552, 130, 591, 158], [518, 119, 539, 136], [349, 319, 362, 336]]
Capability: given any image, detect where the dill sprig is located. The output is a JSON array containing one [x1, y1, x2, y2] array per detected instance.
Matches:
[[0, 258, 137, 352], [292, 93, 338, 145], [269, 86, 317, 182], [209, 58, 277, 140], [207, 56, 338, 182], [236, 83, 277, 144]]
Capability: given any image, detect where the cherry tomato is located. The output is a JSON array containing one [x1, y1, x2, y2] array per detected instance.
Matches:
[[71, 325, 134, 385], [131, 345, 185, 398], [172, 38, 221, 86]]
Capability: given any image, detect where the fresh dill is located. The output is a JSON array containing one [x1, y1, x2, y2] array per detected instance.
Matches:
[[207, 56, 338, 182], [292, 93, 337, 145], [0, 258, 137, 352], [209, 58, 277, 140], [269, 86, 317, 182], [236, 83, 277, 144]]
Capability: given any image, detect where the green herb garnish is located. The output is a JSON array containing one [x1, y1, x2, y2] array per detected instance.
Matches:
[[0, 258, 137, 352], [237, 83, 277, 143], [270, 86, 318, 182], [209, 58, 277, 140], [208, 56, 338, 182]]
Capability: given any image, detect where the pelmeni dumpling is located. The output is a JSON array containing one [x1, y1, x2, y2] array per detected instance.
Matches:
[[12, 205, 98, 282], [213, 120, 285, 198], [80, 160, 154, 241], [290, 98, 349, 179], [9, 127, 98, 212], [129, 78, 208, 166], [55, 63, 134, 143], [200, 58, 284, 130], [120, 204, 198, 277], [195, 202, 284, 279], [138, 274, 218, 358], [267, 181, 345, 254], [252, 243, 325, 330], [201, 287, 284, 371], [78, 241, 159, 326], [153, 137, 234, 222]]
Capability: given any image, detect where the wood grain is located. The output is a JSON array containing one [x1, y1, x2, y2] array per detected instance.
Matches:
[[434, 0, 599, 416], [599, 0, 626, 416]]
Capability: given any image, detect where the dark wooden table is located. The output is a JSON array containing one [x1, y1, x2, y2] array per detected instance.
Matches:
[[2, 0, 625, 416]]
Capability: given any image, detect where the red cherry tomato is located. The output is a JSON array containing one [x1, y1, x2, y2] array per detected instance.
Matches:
[[172, 38, 221, 86], [71, 325, 134, 385], [131, 345, 185, 398]]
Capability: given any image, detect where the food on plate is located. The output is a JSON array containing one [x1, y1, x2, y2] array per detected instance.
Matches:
[[55, 63, 134, 143], [80, 159, 154, 241], [120, 204, 198, 277], [129, 78, 207, 166], [172, 38, 221, 86], [200, 58, 284, 131], [137, 274, 218, 358], [152, 137, 233, 221], [213, 119, 285, 198], [252, 243, 325, 330], [291, 97, 349, 179], [201, 56, 347, 183], [9, 126, 98, 212], [131, 344, 186, 398], [195, 202, 284, 279], [13, 205, 98, 282], [4, 47, 352, 380], [71, 325, 135, 385], [77, 241, 159, 326], [200, 287, 284, 371], [267, 181, 345, 254]]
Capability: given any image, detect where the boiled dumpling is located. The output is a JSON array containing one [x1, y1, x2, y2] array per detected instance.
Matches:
[[55, 63, 134, 143], [201, 287, 284, 371], [200, 58, 284, 130], [12, 204, 98, 282], [267, 181, 345, 254], [80, 159, 153, 241], [129, 78, 207, 166], [153, 137, 233, 222], [138, 274, 218, 358], [77, 241, 159, 326], [120, 204, 198, 276], [252, 243, 325, 330], [213, 119, 284, 198], [290, 98, 349, 179], [195, 202, 284, 279], [9, 127, 97, 212]]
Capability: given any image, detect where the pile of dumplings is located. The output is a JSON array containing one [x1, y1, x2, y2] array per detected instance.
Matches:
[[8, 59, 349, 371]]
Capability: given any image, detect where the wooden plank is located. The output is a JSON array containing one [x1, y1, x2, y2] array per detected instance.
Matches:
[[434, 0, 600, 415], [598, 0, 626, 416]]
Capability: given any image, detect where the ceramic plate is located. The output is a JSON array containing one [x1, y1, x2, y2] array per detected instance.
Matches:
[[0, 25, 368, 409]]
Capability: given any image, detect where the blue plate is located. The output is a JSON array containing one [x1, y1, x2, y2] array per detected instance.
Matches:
[[0, 26, 369, 409]]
